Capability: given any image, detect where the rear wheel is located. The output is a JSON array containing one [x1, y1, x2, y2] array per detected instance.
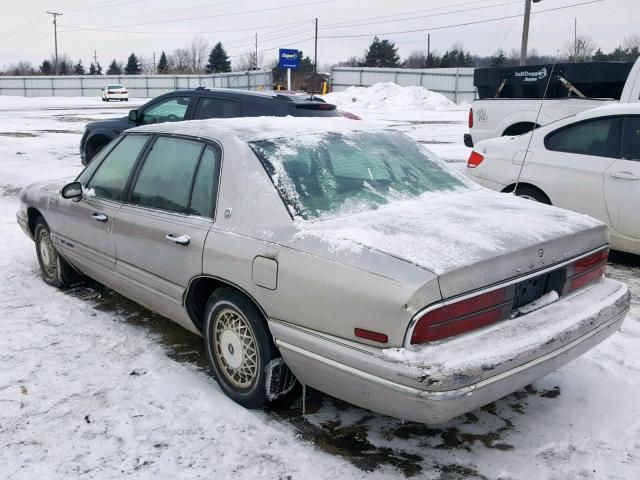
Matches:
[[34, 218, 83, 288], [204, 288, 284, 408]]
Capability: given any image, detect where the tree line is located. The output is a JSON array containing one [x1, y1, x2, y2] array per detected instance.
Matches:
[[2, 33, 639, 76]]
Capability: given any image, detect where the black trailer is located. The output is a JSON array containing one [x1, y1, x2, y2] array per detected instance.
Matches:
[[474, 62, 634, 100]]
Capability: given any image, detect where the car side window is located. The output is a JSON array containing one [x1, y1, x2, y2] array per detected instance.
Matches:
[[194, 97, 240, 119], [622, 116, 640, 161], [85, 135, 149, 201], [243, 101, 278, 116], [76, 138, 120, 185], [142, 96, 192, 125], [130, 136, 203, 214], [545, 117, 622, 158], [189, 146, 221, 218]]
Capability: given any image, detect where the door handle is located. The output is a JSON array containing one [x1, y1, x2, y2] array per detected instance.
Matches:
[[609, 171, 640, 180], [91, 212, 108, 222], [165, 233, 190, 246]]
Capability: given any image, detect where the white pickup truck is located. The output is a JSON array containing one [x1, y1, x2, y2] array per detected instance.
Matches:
[[464, 57, 640, 147]]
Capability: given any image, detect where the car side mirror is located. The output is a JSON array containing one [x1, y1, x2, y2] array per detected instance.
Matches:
[[61, 181, 82, 200], [128, 109, 140, 123]]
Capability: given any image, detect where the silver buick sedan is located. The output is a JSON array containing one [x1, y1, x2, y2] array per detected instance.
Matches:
[[17, 117, 630, 424]]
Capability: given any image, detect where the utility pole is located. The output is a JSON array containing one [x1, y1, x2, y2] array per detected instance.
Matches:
[[47, 11, 63, 74], [93, 49, 98, 67], [254, 33, 258, 70], [153, 51, 156, 74], [314, 18, 318, 74], [519, 0, 532, 66], [574, 17, 578, 62]]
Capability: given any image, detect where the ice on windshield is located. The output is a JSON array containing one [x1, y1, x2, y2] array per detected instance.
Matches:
[[250, 130, 466, 220]]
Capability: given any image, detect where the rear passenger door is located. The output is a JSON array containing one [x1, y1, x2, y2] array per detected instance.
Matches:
[[604, 115, 640, 239], [112, 135, 221, 316], [193, 96, 241, 119]]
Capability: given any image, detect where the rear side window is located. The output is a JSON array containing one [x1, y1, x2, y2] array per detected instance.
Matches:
[[243, 101, 278, 116], [194, 97, 240, 119], [545, 117, 622, 158], [189, 146, 221, 217], [130, 136, 204, 214], [86, 135, 149, 201], [622, 116, 640, 160]]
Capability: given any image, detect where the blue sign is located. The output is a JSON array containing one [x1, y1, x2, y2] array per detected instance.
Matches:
[[279, 49, 300, 69]]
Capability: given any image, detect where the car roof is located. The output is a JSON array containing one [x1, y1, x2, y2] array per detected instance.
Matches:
[[130, 117, 379, 143], [576, 101, 640, 118], [157, 88, 325, 103]]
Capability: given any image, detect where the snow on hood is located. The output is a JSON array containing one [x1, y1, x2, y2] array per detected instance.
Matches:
[[321, 83, 460, 111], [294, 188, 603, 275]]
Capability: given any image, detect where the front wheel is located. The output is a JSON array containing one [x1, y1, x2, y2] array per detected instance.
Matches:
[[204, 288, 289, 408], [34, 218, 83, 288]]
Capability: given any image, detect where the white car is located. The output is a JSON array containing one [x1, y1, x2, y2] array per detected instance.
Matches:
[[101, 84, 128, 102], [466, 102, 640, 255]]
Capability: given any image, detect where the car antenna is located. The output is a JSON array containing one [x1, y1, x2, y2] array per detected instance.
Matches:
[[513, 51, 559, 197]]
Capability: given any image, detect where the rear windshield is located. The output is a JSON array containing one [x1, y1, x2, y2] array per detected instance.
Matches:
[[108, 85, 124, 89], [250, 130, 466, 220]]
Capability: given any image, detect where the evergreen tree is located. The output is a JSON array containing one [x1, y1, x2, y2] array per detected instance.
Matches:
[[74, 60, 85, 75], [39, 60, 53, 75], [298, 50, 314, 72], [59, 60, 70, 75], [124, 53, 141, 74], [363, 36, 400, 67], [89, 63, 96, 75], [96, 62, 103, 75], [107, 59, 122, 75], [157, 51, 169, 74], [592, 48, 608, 61], [205, 43, 231, 73]]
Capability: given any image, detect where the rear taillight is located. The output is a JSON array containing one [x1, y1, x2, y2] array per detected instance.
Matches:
[[565, 248, 608, 293], [467, 151, 484, 168], [468, 108, 473, 128], [410, 286, 514, 344]]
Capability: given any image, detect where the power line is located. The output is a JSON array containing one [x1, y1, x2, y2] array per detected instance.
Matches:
[[319, 0, 605, 39], [62, 0, 339, 31]]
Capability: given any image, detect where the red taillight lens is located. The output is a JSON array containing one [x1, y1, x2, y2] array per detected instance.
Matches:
[[411, 287, 513, 344], [467, 151, 484, 168], [354, 328, 388, 344], [468, 108, 473, 128], [566, 248, 608, 292]]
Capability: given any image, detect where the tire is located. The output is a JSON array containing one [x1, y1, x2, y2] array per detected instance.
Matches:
[[34, 218, 83, 288], [204, 288, 279, 408], [512, 185, 551, 204], [84, 136, 111, 164]]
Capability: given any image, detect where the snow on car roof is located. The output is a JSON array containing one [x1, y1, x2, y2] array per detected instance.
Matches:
[[131, 117, 381, 142]]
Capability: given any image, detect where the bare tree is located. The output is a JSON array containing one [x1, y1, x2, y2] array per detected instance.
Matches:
[[233, 51, 264, 71], [563, 35, 595, 62], [4, 61, 35, 75], [404, 51, 427, 68], [188, 37, 209, 73], [169, 48, 192, 73], [624, 33, 640, 51]]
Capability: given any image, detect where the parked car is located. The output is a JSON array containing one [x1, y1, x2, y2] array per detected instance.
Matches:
[[19, 118, 630, 424], [466, 103, 640, 256], [81, 88, 341, 164], [464, 56, 640, 147], [101, 84, 128, 102]]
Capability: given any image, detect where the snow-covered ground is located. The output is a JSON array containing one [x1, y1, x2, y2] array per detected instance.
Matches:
[[1, 95, 639, 479]]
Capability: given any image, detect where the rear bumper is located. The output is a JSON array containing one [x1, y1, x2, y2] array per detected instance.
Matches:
[[463, 133, 474, 147], [271, 278, 629, 424]]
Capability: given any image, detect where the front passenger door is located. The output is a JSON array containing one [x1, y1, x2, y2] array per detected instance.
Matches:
[[141, 96, 193, 124], [112, 136, 221, 323], [56, 134, 151, 276]]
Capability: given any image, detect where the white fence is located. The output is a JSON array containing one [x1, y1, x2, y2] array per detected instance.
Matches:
[[330, 67, 477, 104], [0, 71, 273, 98]]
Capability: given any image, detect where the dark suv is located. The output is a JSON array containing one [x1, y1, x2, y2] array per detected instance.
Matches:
[[80, 88, 339, 164]]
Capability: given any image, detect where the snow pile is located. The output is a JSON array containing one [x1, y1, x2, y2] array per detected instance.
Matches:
[[322, 82, 459, 111]]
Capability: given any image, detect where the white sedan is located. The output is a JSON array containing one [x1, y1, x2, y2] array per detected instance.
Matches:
[[101, 84, 128, 102], [466, 103, 640, 255]]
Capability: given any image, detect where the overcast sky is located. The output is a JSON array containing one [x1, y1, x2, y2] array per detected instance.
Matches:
[[0, 0, 637, 70]]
